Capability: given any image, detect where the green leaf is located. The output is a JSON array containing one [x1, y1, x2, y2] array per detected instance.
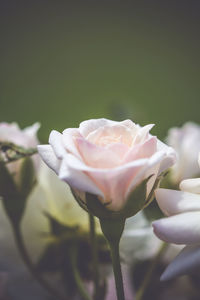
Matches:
[[44, 212, 79, 237]]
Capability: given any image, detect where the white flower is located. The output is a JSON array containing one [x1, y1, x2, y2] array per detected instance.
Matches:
[[167, 122, 200, 184], [120, 211, 161, 262], [152, 153, 200, 280], [0, 122, 40, 184], [38, 118, 176, 212]]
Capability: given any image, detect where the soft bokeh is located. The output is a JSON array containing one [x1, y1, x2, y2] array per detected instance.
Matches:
[[1, 1, 200, 141]]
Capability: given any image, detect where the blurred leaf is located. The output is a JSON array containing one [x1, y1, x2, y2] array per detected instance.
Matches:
[[18, 157, 36, 199], [0, 162, 26, 225]]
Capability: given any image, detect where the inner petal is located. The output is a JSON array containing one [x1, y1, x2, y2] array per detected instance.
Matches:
[[87, 124, 134, 147], [76, 137, 122, 168]]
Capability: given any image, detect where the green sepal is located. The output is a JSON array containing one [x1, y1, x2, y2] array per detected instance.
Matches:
[[119, 175, 153, 218], [18, 157, 36, 199], [100, 217, 125, 245]]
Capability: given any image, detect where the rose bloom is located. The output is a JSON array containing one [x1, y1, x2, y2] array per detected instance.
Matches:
[[153, 153, 200, 280], [0, 122, 40, 181], [38, 118, 176, 212], [166, 122, 200, 184]]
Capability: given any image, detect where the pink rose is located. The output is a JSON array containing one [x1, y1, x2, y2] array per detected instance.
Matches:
[[38, 119, 176, 211]]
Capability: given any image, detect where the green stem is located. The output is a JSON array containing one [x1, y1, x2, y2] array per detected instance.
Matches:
[[12, 224, 67, 300], [109, 241, 125, 300], [100, 218, 126, 300], [69, 246, 92, 300], [89, 213, 100, 299], [135, 242, 168, 300]]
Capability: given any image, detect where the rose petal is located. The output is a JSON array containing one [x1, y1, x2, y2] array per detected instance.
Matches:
[[126, 150, 166, 198], [124, 136, 157, 163], [161, 245, 200, 281], [58, 158, 104, 197], [62, 128, 82, 159], [132, 124, 154, 145], [23, 122, 40, 138], [155, 188, 200, 216], [180, 178, 200, 194], [157, 140, 177, 174], [76, 137, 122, 168], [86, 123, 133, 147], [49, 130, 66, 159], [79, 118, 116, 138], [198, 152, 200, 168], [37, 145, 61, 174], [152, 212, 200, 244]]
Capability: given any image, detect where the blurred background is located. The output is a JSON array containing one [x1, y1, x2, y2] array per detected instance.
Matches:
[[1, 0, 200, 141]]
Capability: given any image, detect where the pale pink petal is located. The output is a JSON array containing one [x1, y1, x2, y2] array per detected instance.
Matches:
[[23, 122, 40, 138], [62, 128, 82, 159], [88, 163, 145, 210], [132, 124, 154, 144], [76, 137, 122, 168], [37, 145, 61, 174], [126, 150, 166, 198], [157, 139, 177, 174], [58, 158, 104, 197], [87, 124, 133, 147], [198, 153, 200, 168], [79, 118, 116, 138], [155, 188, 200, 216], [65, 153, 149, 209], [49, 130, 66, 159], [152, 212, 200, 244], [180, 178, 200, 194], [106, 142, 130, 160], [124, 136, 157, 163]]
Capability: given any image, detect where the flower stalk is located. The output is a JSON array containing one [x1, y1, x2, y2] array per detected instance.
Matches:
[[100, 218, 125, 300], [89, 213, 100, 299]]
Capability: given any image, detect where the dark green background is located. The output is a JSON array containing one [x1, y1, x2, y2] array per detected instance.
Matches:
[[1, 1, 200, 142]]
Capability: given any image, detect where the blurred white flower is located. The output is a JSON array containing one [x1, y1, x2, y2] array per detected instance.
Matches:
[[167, 122, 200, 184], [0, 122, 40, 185], [120, 211, 161, 262], [153, 153, 200, 280]]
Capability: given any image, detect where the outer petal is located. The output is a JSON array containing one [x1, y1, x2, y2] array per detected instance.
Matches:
[[152, 212, 200, 244], [161, 245, 200, 281], [62, 128, 82, 159], [180, 178, 200, 194], [58, 158, 104, 197], [49, 130, 66, 159], [37, 145, 61, 174], [125, 150, 166, 198], [79, 118, 116, 138], [155, 188, 200, 216], [65, 153, 149, 210], [156, 140, 177, 174]]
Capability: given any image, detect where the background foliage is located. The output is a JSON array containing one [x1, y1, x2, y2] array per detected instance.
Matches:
[[1, 1, 200, 140]]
